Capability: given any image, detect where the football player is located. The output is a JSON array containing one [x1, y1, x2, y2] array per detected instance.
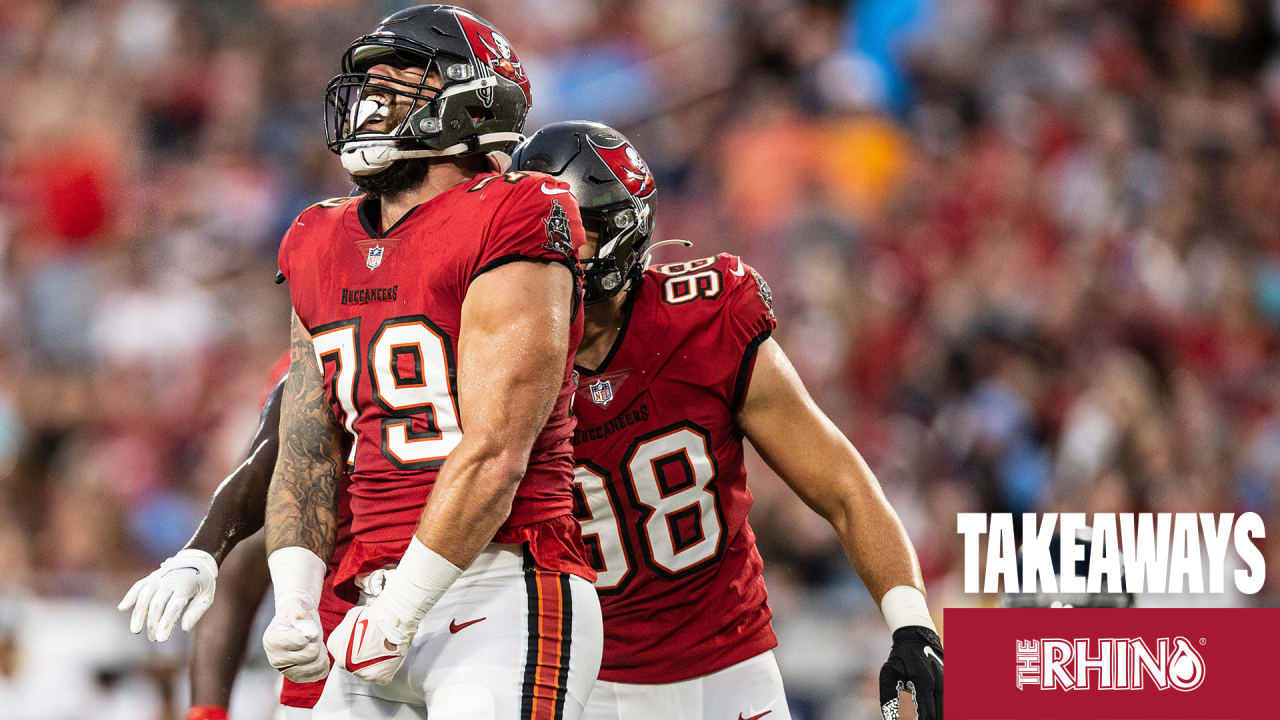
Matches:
[[119, 352, 356, 719], [265, 6, 601, 720], [511, 122, 945, 720]]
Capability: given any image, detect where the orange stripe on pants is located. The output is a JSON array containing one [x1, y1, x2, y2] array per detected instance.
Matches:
[[527, 569, 567, 720]]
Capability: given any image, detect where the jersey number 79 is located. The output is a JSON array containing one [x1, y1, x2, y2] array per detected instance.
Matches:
[[308, 315, 462, 470]]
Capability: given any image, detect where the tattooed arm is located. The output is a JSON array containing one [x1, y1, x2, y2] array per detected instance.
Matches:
[[261, 310, 344, 683], [264, 310, 344, 559]]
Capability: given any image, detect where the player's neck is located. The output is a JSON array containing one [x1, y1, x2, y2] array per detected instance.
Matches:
[[578, 291, 629, 370], [378, 159, 488, 231]]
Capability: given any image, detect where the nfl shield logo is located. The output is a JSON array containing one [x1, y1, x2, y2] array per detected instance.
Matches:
[[366, 244, 384, 270], [589, 379, 613, 407]]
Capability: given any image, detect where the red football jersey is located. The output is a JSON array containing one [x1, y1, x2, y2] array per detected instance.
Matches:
[[570, 253, 779, 684], [276, 170, 594, 593]]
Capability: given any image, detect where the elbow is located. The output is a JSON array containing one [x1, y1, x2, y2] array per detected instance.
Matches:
[[490, 454, 528, 492], [460, 439, 529, 495], [824, 498, 856, 538], [820, 484, 867, 538]]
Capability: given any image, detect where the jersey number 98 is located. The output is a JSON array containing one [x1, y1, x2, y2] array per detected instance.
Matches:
[[573, 422, 725, 593]]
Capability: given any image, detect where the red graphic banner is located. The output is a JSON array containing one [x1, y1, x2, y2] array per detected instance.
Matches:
[[945, 608, 1280, 719]]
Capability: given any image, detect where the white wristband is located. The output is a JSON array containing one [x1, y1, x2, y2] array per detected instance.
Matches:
[[267, 547, 326, 610], [376, 538, 463, 644], [881, 585, 936, 632]]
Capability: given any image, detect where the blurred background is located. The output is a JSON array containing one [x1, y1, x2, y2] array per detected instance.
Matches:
[[2, 0, 1279, 717]]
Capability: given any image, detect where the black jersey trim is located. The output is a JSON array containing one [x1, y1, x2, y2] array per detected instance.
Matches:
[[731, 328, 773, 412], [574, 288, 638, 377], [356, 195, 424, 239], [472, 254, 582, 322], [471, 254, 578, 283]]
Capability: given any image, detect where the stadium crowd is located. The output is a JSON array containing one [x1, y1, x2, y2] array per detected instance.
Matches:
[[1, 0, 1278, 717]]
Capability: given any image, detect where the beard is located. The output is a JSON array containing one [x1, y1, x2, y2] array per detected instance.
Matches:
[[350, 157, 433, 199]]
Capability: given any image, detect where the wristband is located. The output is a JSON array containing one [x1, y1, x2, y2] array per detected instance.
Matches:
[[186, 706, 228, 720], [880, 585, 936, 632], [267, 547, 326, 610], [375, 537, 462, 644]]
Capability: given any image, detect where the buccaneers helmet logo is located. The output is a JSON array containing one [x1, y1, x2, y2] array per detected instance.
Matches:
[[457, 13, 530, 104], [587, 137, 656, 198]]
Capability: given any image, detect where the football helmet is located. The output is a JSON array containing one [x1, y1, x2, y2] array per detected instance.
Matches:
[[511, 121, 658, 304], [325, 5, 531, 176]]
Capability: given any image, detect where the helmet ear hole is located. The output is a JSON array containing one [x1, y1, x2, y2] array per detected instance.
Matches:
[[466, 106, 495, 124]]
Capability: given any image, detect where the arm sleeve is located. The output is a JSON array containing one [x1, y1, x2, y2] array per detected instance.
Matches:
[[721, 255, 779, 411], [470, 176, 585, 283]]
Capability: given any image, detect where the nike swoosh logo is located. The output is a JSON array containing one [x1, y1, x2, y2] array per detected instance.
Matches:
[[540, 183, 569, 195], [449, 617, 486, 634], [345, 615, 398, 672], [730, 257, 745, 276], [738, 711, 771, 720], [923, 646, 943, 667]]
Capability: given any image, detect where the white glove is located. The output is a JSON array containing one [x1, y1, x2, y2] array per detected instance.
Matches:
[[263, 595, 331, 682], [118, 548, 218, 642], [263, 547, 330, 683], [328, 539, 462, 686], [328, 602, 409, 685]]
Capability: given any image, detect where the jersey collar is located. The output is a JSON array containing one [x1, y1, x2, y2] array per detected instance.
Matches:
[[575, 278, 655, 377], [355, 195, 425, 239]]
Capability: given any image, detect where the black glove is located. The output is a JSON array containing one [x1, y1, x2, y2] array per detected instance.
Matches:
[[879, 626, 944, 720]]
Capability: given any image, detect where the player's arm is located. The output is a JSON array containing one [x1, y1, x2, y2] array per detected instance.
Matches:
[[736, 338, 943, 719], [188, 379, 284, 561], [117, 378, 284, 642], [187, 531, 272, 720], [330, 260, 574, 684], [412, 260, 573, 564], [737, 338, 924, 608], [261, 310, 345, 683], [264, 312, 344, 559]]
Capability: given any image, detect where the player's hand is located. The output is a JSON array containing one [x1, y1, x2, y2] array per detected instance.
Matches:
[[263, 596, 330, 683], [328, 602, 410, 685], [880, 626, 944, 720], [118, 548, 218, 642]]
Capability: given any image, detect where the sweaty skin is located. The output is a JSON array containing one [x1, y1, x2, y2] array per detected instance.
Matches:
[[409, 259, 575, 568]]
